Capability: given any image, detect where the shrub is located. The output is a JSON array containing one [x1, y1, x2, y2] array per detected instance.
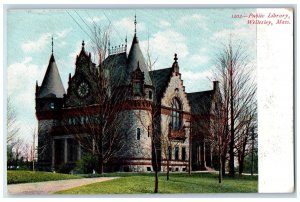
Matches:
[[56, 163, 75, 174], [75, 154, 97, 174]]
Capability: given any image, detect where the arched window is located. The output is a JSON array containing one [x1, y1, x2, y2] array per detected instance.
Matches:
[[171, 98, 182, 130]]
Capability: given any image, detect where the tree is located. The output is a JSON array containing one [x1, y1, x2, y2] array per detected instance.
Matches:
[[7, 97, 19, 144], [214, 41, 257, 177], [63, 23, 132, 174], [7, 97, 21, 169], [236, 107, 257, 175]]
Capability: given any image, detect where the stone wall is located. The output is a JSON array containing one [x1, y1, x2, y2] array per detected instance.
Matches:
[[159, 72, 191, 172], [118, 109, 153, 172], [37, 119, 57, 165]]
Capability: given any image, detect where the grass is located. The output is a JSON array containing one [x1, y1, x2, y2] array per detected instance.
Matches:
[[7, 170, 82, 184], [56, 172, 258, 194]]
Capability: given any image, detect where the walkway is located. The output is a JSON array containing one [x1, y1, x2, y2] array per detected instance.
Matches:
[[7, 177, 118, 195]]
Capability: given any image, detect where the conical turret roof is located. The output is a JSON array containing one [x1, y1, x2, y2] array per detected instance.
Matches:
[[127, 34, 152, 85], [37, 54, 66, 98]]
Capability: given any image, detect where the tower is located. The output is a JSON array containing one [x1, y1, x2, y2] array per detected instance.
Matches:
[[35, 37, 65, 170], [118, 15, 154, 172]]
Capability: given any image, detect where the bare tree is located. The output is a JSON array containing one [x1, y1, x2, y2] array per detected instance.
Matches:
[[214, 41, 257, 177], [235, 104, 257, 175], [7, 97, 19, 144], [7, 97, 21, 169], [62, 23, 132, 174]]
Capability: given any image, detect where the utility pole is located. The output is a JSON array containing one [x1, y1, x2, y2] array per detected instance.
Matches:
[[251, 127, 254, 176]]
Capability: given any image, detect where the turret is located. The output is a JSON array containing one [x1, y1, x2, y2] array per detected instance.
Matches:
[[118, 15, 154, 172], [35, 51, 65, 112], [35, 37, 65, 170]]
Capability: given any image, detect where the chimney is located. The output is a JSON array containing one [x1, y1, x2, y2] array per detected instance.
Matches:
[[213, 81, 219, 91]]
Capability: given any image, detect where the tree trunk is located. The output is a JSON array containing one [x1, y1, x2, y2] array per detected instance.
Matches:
[[218, 144, 222, 183], [153, 146, 159, 193], [97, 135, 104, 175], [221, 155, 226, 176], [166, 157, 169, 181], [228, 63, 235, 177], [98, 154, 104, 174], [238, 156, 244, 175]]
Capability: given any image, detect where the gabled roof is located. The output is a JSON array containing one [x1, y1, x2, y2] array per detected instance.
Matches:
[[187, 90, 214, 115], [75, 41, 91, 65], [37, 54, 66, 98], [149, 67, 173, 101], [127, 35, 152, 86]]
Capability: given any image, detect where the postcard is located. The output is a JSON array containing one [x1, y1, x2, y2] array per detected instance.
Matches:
[[5, 7, 294, 195]]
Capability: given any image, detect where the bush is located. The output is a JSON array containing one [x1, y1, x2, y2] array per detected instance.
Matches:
[[75, 154, 97, 174], [56, 163, 75, 174]]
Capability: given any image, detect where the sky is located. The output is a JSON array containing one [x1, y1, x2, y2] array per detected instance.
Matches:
[[6, 8, 257, 143]]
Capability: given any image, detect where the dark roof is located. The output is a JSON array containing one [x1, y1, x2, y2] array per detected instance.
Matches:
[[37, 54, 66, 98], [103, 52, 128, 86], [127, 35, 152, 85], [187, 90, 214, 115], [149, 68, 173, 101]]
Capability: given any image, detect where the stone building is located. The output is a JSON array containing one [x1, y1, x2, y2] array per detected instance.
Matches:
[[35, 18, 219, 172]]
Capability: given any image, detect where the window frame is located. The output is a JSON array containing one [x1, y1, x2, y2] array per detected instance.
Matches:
[[171, 98, 182, 130]]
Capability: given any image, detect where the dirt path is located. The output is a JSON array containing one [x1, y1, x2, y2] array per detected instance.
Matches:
[[7, 177, 118, 195]]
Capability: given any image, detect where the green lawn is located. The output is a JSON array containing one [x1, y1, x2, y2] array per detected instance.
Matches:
[[7, 170, 82, 184], [56, 173, 258, 194]]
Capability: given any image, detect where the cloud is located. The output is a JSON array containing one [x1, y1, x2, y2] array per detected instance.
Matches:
[[21, 29, 72, 52], [181, 70, 213, 92], [86, 16, 105, 23], [210, 25, 257, 60], [21, 33, 51, 52], [178, 14, 209, 30], [139, 30, 188, 69], [7, 57, 46, 141], [8, 57, 44, 96], [113, 17, 145, 35], [56, 28, 72, 38], [159, 20, 171, 28], [188, 54, 210, 67]]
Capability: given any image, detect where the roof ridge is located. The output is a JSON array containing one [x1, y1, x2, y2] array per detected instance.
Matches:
[[149, 67, 172, 73], [187, 89, 214, 94]]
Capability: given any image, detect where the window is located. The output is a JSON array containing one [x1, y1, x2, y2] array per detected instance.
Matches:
[[149, 91, 152, 99], [171, 98, 181, 130], [182, 147, 186, 161], [80, 116, 84, 124], [50, 102, 55, 109], [136, 128, 141, 140], [175, 146, 179, 160], [168, 146, 172, 160], [133, 82, 142, 95], [147, 167, 151, 171]]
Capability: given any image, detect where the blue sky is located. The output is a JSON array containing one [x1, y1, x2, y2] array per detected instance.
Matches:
[[6, 8, 256, 142]]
